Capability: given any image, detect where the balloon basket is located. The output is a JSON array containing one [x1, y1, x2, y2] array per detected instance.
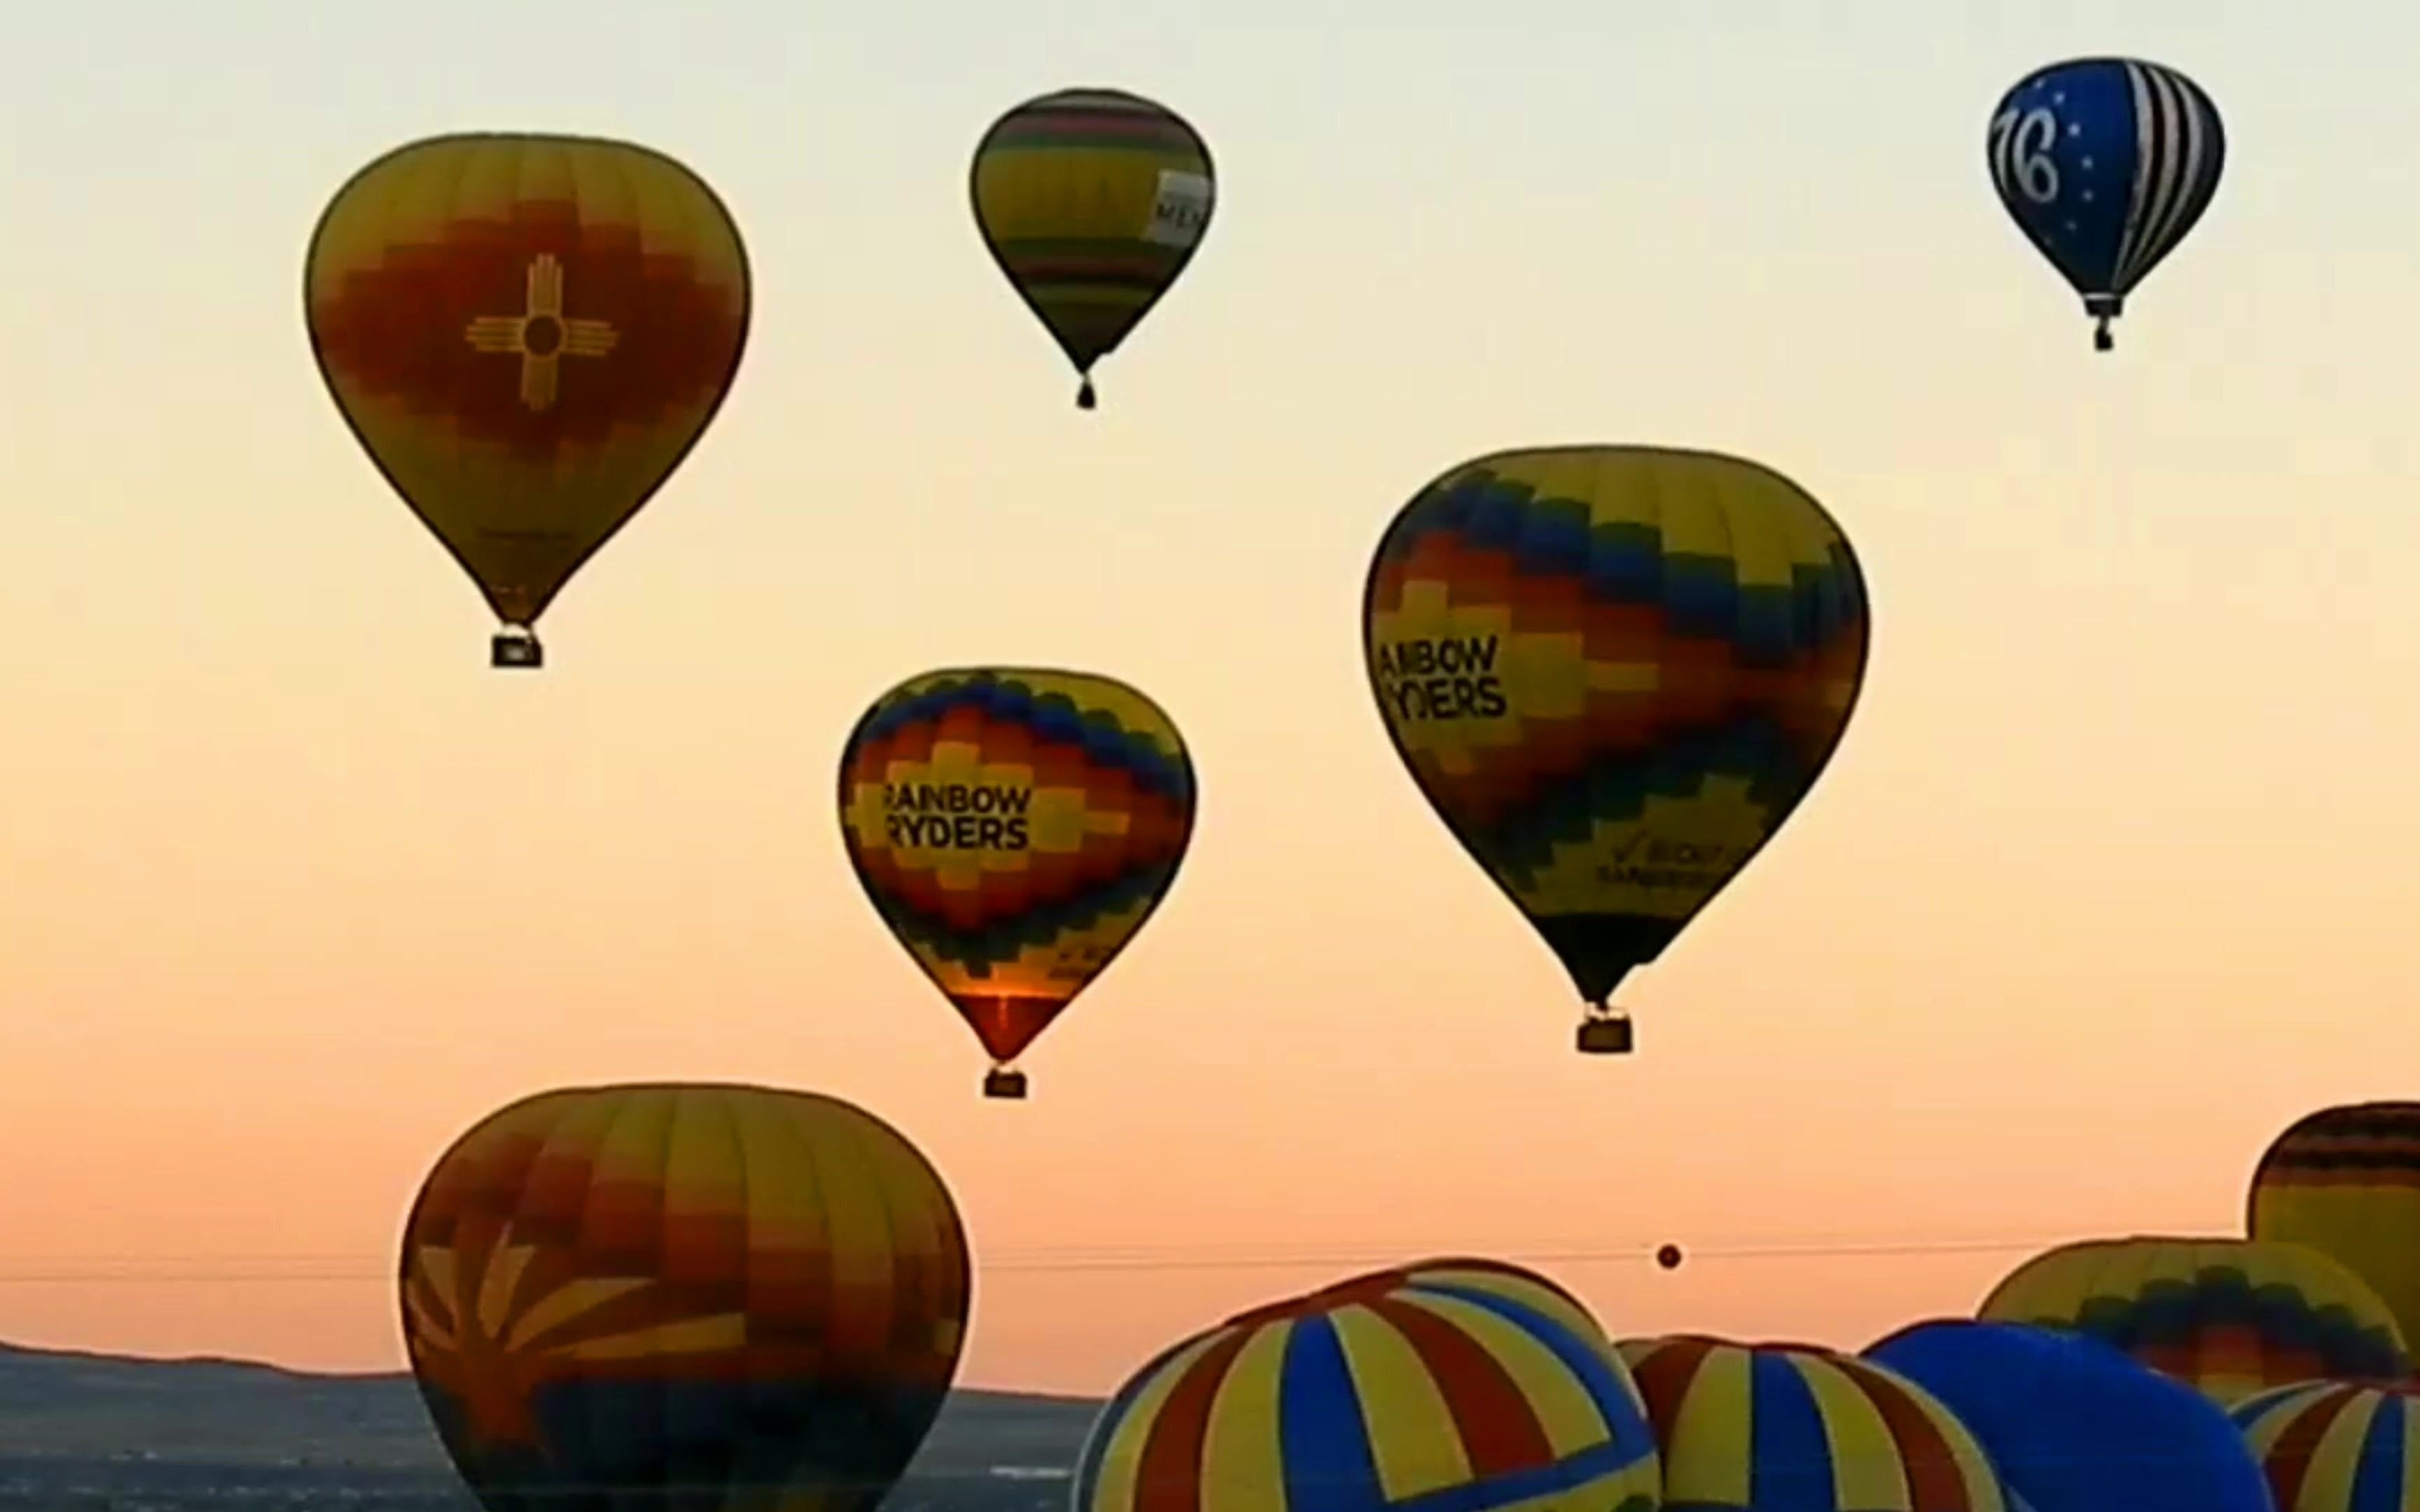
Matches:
[[983, 1068, 1029, 1099], [492, 632, 543, 669], [1576, 1016, 1634, 1055]]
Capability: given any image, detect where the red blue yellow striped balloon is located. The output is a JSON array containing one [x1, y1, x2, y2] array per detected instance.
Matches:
[[2234, 1381, 2420, 1512], [1618, 1336, 2006, 1512], [1073, 1257, 1660, 1512]]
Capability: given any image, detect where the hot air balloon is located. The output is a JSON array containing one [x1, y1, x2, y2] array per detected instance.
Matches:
[[1867, 1319, 2272, 1512], [2249, 1102, 2420, 1350], [1986, 57, 2225, 351], [838, 667, 1196, 1098], [2234, 1380, 2420, 1512], [399, 1082, 968, 1512], [970, 88, 1214, 409], [1074, 1257, 1662, 1512], [1977, 1236, 2409, 1404], [1618, 1336, 2006, 1512], [307, 133, 751, 667], [1361, 446, 1870, 1054]]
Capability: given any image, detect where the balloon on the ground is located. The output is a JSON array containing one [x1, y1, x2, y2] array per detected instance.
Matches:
[[1986, 57, 2225, 351], [1977, 1235, 2408, 1404], [2248, 1101, 2420, 1350], [2234, 1380, 2420, 1512], [1618, 1334, 2005, 1512], [1361, 445, 1869, 1054], [1867, 1318, 2269, 1512], [971, 88, 1214, 409], [838, 666, 1196, 1098], [399, 1082, 968, 1512], [1074, 1257, 1660, 1512]]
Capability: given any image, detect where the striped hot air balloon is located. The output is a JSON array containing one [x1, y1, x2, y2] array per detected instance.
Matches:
[[1985, 56, 2225, 350], [2250, 1102, 2420, 1352], [1978, 1236, 2410, 1405], [2234, 1380, 2420, 1512], [1073, 1257, 1660, 1512], [969, 88, 1214, 408], [1617, 1335, 2007, 1512]]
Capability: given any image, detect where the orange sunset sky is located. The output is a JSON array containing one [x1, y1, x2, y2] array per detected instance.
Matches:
[[7, 0, 2420, 1398]]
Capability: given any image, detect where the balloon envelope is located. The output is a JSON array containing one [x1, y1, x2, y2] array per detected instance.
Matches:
[[1867, 1318, 2269, 1512], [399, 1082, 968, 1512], [2249, 1101, 2420, 1350], [1978, 1236, 2409, 1404], [1361, 446, 1869, 1050], [1618, 1335, 2005, 1512], [2234, 1380, 2420, 1512], [1985, 57, 2224, 349], [970, 88, 1214, 407], [837, 666, 1196, 1096], [306, 132, 751, 664], [1074, 1256, 1661, 1512]]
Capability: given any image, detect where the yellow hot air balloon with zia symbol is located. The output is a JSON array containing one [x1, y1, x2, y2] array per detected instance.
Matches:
[[306, 133, 751, 667]]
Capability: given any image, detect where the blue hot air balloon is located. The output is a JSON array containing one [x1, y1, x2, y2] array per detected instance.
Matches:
[[1866, 1320, 2270, 1512], [1987, 57, 2225, 351]]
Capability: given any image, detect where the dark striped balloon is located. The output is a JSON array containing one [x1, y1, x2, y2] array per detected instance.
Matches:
[[969, 88, 1214, 407], [1986, 56, 2225, 349]]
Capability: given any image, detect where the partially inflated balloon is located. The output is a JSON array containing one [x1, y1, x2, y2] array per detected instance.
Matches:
[[971, 89, 1214, 409], [1867, 1319, 2271, 1512], [399, 1082, 968, 1512], [1977, 1235, 2409, 1404], [1362, 447, 1869, 1053], [1987, 57, 2224, 351], [2249, 1102, 2420, 1350], [1075, 1257, 1661, 1512], [838, 668, 1196, 1098], [307, 133, 751, 666], [1618, 1335, 2005, 1512], [2234, 1381, 2420, 1512]]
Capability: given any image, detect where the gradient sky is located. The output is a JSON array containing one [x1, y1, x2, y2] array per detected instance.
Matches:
[[6, 0, 2420, 1399]]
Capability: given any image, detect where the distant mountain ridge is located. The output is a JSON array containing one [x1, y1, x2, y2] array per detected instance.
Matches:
[[0, 1340, 1101, 1472]]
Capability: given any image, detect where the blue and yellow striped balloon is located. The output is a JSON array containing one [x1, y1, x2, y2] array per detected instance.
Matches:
[[1619, 1336, 2007, 1512], [1073, 1257, 1660, 1512], [2234, 1380, 2420, 1512]]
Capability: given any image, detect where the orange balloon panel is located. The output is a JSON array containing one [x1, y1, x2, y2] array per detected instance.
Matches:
[[838, 668, 1197, 1072], [400, 1082, 968, 1512], [305, 133, 750, 628]]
